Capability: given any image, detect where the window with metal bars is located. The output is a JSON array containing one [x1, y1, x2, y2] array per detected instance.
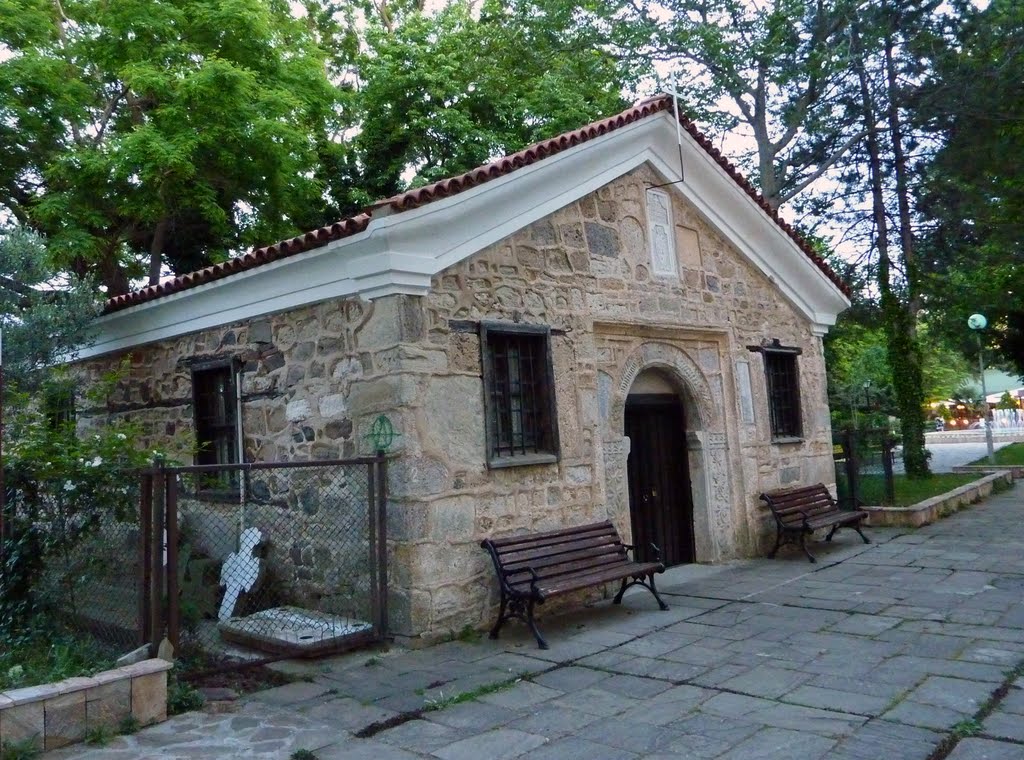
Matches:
[[42, 382, 75, 429], [756, 341, 803, 440], [192, 362, 239, 468], [480, 322, 560, 467]]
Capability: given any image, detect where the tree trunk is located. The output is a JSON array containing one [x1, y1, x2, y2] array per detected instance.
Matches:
[[883, 33, 930, 478], [149, 217, 168, 286], [851, 22, 930, 478]]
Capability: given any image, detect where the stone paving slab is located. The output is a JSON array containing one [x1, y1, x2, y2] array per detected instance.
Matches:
[[42, 486, 1024, 760], [946, 737, 1024, 760]]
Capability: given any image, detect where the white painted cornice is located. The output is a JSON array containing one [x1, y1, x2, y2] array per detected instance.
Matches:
[[80, 113, 849, 359]]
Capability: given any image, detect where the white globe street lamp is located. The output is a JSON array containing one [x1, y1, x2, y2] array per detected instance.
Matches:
[[968, 314, 995, 464]]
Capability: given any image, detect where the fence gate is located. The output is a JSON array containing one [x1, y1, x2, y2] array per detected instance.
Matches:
[[833, 428, 897, 508], [140, 457, 388, 664]]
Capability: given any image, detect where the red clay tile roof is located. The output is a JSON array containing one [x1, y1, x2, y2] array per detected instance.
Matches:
[[103, 94, 849, 314]]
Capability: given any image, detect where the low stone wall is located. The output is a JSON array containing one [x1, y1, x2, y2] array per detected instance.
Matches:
[[0, 659, 172, 752], [863, 471, 1014, 528]]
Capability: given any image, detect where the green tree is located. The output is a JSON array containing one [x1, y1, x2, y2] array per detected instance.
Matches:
[[352, 0, 630, 201], [0, 227, 98, 392], [826, 313, 969, 429], [0, 0, 343, 294], [916, 0, 1024, 376], [606, 0, 863, 210]]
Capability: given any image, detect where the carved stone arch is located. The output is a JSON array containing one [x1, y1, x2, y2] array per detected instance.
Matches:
[[603, 340, 735, 563], [609, 342, 718, 435]]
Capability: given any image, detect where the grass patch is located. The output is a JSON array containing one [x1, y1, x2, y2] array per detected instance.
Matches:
[[950, 718, 981, 738], [167, 677, 205, 715], [0, 624, 116, 691], [423, 673, 526, 711], [858, 473, 979, 507], [969, 442, 1024, 466], [84, 724, 116, 746], [0, 738, 40, 760]]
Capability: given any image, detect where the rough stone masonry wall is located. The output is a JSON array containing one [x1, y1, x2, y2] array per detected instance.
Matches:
[[385, 164, 837, 640], [72, 163, 838, 644], [73, 297, 422, 626]]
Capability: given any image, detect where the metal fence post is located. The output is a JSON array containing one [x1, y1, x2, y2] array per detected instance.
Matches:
[[139, 473, 153, 648], [166, 471, 180, 654], [843, 429, 861, 508], [377, 453, 388, 639], [367, 460, 379, 641], [150, 467, 166, 653], [883, 436, 896, 506]]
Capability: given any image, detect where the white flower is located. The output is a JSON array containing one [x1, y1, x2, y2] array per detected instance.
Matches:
[[7, 665, 23, 681], [116, 433, 127, 441], [86, 456, 103, 468], [63, 481, 76, 492]]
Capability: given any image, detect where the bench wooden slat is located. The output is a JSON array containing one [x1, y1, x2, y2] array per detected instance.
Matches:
[[496, 533, 626, 565], [488, 521, 619, 550], [502, 550, 628, 581], [524, 562, 665, 597], [481, 520, 669, 648]]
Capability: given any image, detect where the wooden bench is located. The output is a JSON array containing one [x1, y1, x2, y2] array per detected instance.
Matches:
[[480, 521, 668, 649], [760, 484, 870, 563]]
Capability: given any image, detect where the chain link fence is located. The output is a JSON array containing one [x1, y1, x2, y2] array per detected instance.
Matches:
[[1, 468, 145, 650], [0, 456, 388, 672], [833, 428, 898, 508], [157, 458, 387, 667]]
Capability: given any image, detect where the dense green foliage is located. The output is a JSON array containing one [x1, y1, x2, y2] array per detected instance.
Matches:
[[0, 0, 630, 294], [1, 0, 1021, 476], [0, 227, 98, 391], [354, 0, 628, 201], [607, 0, 862, 210], [826, 315, 969, 429], [0, 0, 343, 294], [0, 624, 115, 690], [917, 0, 1024, 377]]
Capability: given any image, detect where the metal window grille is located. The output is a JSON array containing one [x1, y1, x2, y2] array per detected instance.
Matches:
[[764, 350, 802, 438], [481, 323, 559, 463], [193, 364, 238, 467], [43, 385, 76, 428], [192, 363, 240, 493]]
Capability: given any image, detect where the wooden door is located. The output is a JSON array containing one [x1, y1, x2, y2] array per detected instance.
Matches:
[[625, 395, 694, 566]]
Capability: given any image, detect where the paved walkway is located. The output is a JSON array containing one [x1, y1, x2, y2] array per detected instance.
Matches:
[[51, 486, 1024, 759]]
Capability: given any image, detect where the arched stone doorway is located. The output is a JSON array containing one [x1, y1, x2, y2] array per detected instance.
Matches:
[[624, 369, 695, 566], [601, 340, 736, 563]]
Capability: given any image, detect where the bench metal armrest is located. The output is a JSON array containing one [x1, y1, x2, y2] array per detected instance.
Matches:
[[525, 566, 543, 600], [622, 542, 662, 563]]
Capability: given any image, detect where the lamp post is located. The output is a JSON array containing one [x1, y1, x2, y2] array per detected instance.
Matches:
[[968, 314, 996, 464]]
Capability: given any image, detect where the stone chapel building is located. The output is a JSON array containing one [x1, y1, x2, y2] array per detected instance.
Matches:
[[73, 95, 851, 643]]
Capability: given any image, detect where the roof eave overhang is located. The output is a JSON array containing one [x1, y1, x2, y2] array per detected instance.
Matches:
[[80, 112, 849, 360]]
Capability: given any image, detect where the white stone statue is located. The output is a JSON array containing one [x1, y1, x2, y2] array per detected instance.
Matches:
[[218, 527, 263, 622]]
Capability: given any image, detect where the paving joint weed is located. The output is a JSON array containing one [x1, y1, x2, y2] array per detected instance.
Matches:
[[925, 659, 1024, 760]]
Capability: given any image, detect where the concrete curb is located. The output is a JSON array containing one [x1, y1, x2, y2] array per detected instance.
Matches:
[[863, 470, 1015, 528]]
